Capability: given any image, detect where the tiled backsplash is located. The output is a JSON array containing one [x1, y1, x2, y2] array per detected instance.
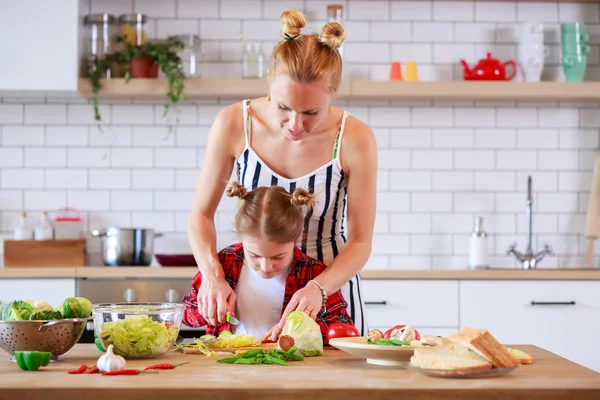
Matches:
[[1, 0, 600, 269]]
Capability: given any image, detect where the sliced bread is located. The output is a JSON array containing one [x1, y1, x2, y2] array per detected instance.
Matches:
[[410, 342, 493, 371]]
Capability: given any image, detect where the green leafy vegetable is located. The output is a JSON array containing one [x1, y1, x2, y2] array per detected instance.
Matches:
[[75, 297, 93, 317], [29, 310, 64, 320], [100, 315, 179, 359], [279, 311, 324, 357], [63, 297, 83, 318]]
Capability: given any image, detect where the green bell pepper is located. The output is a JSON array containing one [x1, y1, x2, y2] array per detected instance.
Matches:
[[13, 351, 51, 371]]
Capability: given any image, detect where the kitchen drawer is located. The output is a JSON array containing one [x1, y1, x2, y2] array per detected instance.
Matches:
[[361, 280, 459, 329], [0, 279, 76, 308], [460, 280, 600, 372]]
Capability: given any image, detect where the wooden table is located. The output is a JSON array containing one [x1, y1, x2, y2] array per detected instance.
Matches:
[[0, 344, 599, 400]]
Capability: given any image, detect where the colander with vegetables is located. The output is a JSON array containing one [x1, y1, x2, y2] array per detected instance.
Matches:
[[0, 296, 93, 361], [92, 302, 184, 359]]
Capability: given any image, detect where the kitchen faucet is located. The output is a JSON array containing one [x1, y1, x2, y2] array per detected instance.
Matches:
[[507, 175, 555, 269]]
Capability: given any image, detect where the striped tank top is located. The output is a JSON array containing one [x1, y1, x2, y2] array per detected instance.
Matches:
[[234, 99, 367, 334]]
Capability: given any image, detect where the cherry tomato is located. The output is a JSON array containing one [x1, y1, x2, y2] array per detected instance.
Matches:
[[325, 323, 360, 345], [383, 325, 421, 341]]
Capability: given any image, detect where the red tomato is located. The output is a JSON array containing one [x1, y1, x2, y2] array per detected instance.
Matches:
[[325, 323, 360, 345], [383, 325, 421, 341]]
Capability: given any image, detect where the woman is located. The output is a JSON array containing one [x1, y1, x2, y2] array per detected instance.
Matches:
[[188, 9, 377, 335]]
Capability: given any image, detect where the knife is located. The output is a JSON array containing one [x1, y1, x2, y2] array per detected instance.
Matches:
[[226, 313, 240, 325]]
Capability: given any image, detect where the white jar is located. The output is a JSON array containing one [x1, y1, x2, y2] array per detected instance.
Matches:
[[13, 212, 33, 240]]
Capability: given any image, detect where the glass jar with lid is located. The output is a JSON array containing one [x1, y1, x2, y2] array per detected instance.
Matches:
[[83, 13, 117, 78], [118, 13, 148, 47], [174, 34, 201, 78]]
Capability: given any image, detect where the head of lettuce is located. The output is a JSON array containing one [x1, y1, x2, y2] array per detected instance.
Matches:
[[278, 311, 323, 357]]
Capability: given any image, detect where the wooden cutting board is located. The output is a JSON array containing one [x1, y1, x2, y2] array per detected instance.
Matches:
[[180, 343, 278, 354], [585, 154, 600, 267]]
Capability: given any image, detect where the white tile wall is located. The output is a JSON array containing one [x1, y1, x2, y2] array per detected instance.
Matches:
[[0, 0, 599, 269]]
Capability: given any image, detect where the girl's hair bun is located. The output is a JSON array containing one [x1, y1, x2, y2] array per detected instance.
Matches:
[[280, 9, 306, 39], [226, 181, 248, 199], [318, 22, 346, 49], [290, 188, 316, 208]]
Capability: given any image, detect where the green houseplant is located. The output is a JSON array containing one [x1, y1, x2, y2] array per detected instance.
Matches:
[[88, 35, 187, 123]]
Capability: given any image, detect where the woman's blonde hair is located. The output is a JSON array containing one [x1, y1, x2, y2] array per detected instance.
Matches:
[[226, 182, 316, 243], [270, 9, 346, 92]]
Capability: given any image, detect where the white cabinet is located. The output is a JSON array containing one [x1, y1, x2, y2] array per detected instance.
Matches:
[[0, 279, 76, 309], [362, 280, 459, 335], [0, 0, 80, 92], [459, 280, 600, 372]]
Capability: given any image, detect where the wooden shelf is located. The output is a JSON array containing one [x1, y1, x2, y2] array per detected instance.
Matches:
[[78, 78, 600, 103]]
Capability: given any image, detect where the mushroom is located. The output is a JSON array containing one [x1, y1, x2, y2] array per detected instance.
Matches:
[[366, 329, 383, 343]]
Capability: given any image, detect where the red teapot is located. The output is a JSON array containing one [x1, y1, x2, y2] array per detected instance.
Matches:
[[460, 52, 516, 81]]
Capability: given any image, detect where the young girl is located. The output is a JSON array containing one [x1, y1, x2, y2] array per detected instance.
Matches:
[[182, 183, 354, 341]]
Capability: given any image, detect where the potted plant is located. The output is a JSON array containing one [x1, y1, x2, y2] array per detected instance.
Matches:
[[88, 35, 186, 123]]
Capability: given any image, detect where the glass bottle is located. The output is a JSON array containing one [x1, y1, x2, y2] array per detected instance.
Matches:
[[83, 13, 117, 78], [242, 43, 264, 79], [327, 4, 344, 76], [175, 34, 201, 78], [468, 216, 489, 269], [118, 13, 148, 47]]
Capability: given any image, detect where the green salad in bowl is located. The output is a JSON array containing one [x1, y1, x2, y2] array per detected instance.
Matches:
[[92, 303, 184, 359]]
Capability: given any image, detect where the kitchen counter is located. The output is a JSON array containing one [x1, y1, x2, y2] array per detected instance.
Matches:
[[0, 344, 599, 400], [1, 267, 600, 280]]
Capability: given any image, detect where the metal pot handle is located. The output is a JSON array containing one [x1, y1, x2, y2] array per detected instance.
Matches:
[[92, 229, 108, 237]]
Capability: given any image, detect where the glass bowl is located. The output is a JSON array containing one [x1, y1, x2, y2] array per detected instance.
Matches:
[[92, 302, 184, 359]]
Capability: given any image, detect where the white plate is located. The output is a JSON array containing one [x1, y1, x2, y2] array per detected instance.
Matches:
[[407, 363, 520, 379], [328, 336, 414, 366]]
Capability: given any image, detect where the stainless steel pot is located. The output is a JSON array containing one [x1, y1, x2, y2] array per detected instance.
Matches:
[[91, 227, 162, 266]]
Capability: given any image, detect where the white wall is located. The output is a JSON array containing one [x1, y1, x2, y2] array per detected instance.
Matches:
[[0, 0, 599, 268]]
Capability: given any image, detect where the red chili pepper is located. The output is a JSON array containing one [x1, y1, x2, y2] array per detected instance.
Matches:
[[87, 365, 99, 374], [142, 361, 189, 371], [68, 364, 88, 374], [101, 369, 141, 376], [261, 338, 275, 344]]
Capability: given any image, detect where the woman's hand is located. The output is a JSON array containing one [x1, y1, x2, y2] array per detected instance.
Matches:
[[197, 277, 236, 327], [278, 282, 323, 328]]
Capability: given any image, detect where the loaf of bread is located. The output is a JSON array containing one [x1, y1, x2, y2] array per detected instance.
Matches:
[[448, 327, 520, 368], [410, 342, 493, 371]]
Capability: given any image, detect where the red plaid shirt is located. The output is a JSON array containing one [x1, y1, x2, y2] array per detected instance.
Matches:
[[182, 243, 353, 338]]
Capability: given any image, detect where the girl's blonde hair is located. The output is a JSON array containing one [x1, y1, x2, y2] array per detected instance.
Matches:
[[226, 182, 316, 243], [270, 9, 346, 92]]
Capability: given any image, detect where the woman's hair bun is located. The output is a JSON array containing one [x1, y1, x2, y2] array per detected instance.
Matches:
[[280, 9, 306, 39], [226, 181, 248, 199], [318, 22, 346, 49]]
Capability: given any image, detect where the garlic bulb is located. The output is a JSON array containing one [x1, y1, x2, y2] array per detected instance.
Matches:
[[97, 344, 126, 372]]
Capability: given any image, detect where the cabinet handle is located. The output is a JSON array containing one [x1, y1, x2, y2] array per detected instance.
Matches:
[[531, 301, 576, 306], [365, 301, 387, 305]]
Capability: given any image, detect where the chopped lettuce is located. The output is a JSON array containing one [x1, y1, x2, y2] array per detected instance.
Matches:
[[279, 311, 323, 357], [100, 315, 179, 359]]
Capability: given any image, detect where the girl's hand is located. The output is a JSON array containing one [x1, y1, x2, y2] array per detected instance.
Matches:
[[278, 283, 323, 328], [262, 324, 282, 344], [198, 277, 236, 327]]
